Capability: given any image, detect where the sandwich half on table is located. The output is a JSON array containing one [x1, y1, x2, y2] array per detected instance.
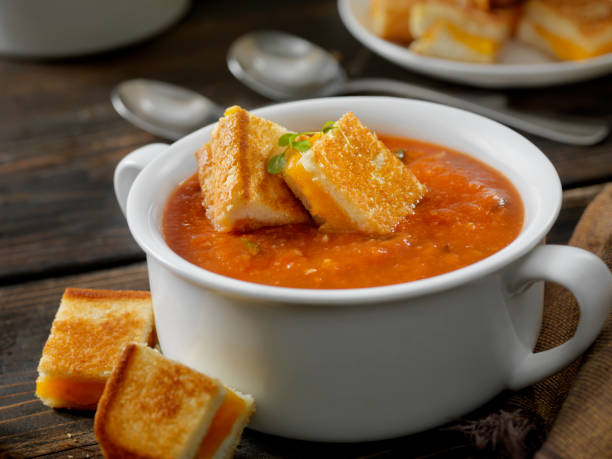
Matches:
[[35, 288, 155, 410], [94, 344, 255, 459]]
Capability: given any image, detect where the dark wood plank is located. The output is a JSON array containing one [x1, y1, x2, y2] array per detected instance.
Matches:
[[1, 0, 610, 284], [0, 185, 603, 458]]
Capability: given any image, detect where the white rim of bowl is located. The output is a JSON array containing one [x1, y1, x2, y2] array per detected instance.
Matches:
[[126, 97, 561, 306]]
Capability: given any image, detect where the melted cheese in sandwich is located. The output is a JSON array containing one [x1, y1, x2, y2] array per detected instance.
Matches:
[[197, 390, 247, 459], [284, 152, 355, 229], [424, 21, 500, 56], [36, 375, 106, 409], [533, 23, 612, 60]]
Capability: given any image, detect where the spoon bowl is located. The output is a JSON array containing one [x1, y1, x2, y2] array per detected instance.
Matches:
[[227, 30, 346, 100], [111, 79, 223, 140]]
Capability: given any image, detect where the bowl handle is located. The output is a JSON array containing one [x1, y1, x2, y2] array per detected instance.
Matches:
[[114, 143, 169, 216], [505, 245, 612, 390]]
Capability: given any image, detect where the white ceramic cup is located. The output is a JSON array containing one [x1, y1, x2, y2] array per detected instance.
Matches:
[[115, 97, 612, 442], [0, 0, 190, 58]]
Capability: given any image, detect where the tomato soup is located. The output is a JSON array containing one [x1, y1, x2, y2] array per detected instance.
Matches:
[[163, 136, 523, 289]]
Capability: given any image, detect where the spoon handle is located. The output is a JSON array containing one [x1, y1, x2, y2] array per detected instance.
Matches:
[[342, 78, 609, 146]]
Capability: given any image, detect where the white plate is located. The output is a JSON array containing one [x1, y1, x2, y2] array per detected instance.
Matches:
[[338, 0, 612, 88]]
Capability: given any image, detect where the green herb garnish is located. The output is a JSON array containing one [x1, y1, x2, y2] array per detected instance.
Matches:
[[267, 152, 287, 174], [267, 132, 312, 175], [322, 121, 353, 148], [241, 237, 260, 255], [267, 121, 353, 175], [321, 121, 336, 133]]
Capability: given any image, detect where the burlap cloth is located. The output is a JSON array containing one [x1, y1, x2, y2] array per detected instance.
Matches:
[[449, 184, 612, 458]]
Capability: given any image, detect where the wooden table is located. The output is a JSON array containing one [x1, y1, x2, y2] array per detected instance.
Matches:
[[1, 1, 610, 457]]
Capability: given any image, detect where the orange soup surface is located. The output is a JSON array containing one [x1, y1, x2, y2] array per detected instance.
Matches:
[[163, 136, 524, 289]]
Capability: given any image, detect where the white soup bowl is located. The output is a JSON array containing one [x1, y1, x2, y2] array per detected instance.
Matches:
[[114, 97, 612, 442]]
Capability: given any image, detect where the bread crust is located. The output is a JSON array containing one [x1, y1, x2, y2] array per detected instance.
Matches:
[[196, 106, 310, 232], [37, 288, 155, 382], [285, 112, 425, 234], [370, 0, 418, 42], [95, 344, 226, 459]]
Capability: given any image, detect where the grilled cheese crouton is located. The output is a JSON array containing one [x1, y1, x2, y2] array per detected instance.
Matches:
[[282, 112, 425, 234], [370, 0, 418, 42], [517, 0, 612, 60], [196, 106, 310, 232], [36, 288, 155, 410], [409, 0, 520, 62], [467, 0, 522, 10], [94, 344, 254, 459]]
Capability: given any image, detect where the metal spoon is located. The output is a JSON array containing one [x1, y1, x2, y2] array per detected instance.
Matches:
[[227, 30, 609, 146], [111, 79, 224, 140]]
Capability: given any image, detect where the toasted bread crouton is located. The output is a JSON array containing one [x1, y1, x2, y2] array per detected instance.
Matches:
[[95, 344, 254, 459], [36, 288, 155, 410], [466, 0, 522, 10], [517, 0, 612, 60], [409, 0, 520, 63], [370, 0, 418, 42], [282, 112, 425, 234], [196, 106, 310, 232]]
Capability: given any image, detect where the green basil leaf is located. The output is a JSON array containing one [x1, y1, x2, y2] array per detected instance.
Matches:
[[267, 153, 286, 174], [278, 133, 293, 147], [322, 121, 336, 134], [241, 237, 261, 255], [294, 140, 311, 152]]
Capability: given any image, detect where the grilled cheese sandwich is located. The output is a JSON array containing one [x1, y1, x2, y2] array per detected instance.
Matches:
[[370, 0, 418, 42], [36, 288, 155, 410], [282, 112, 425, 234], [196, 106, 310, 232], [409, 0, 519, 62], [467, 0, 522, 10], [517, 0, 612, 60], [94, 344, 254, 459]]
